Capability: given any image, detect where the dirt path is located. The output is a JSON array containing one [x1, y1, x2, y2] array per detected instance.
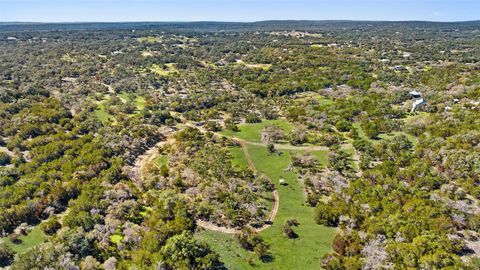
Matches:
[[239, 141, 279, 232], [351, 147, 363, 177], [131, 128, 176, 186], [131, 140, 168, 186], [185, 122, 329, 152]]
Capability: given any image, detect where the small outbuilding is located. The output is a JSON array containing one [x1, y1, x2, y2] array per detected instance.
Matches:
[[409, 90, 422, 98], [279, 179, 286, 185]]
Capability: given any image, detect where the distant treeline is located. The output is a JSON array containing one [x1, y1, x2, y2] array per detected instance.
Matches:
[[1, 20, 480, 33]]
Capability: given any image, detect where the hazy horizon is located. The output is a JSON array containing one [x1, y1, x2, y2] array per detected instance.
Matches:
[[1, 19, 480, 24], [1, 0, 479, 23]]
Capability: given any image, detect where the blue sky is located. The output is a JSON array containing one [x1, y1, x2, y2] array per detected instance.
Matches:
[[0, 0, 478, 22]]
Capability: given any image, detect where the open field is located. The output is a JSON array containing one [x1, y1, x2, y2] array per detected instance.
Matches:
[[228, 147, 250, 170], [137, 36, 159, 43], [151, 63, 178, 76], [118, 92, 146, 110], [94, 101, 114, 123], [195, 230, 262, 269], [94, 92, 146, 123], [378, 131, 416, 144], [243, 63, 272, 70], [234, 60, 272, 70], [201, 135, 335, 269], [2, 225, 45, 254], [246, 144, 335, 269], [221, 119, 293, 143]]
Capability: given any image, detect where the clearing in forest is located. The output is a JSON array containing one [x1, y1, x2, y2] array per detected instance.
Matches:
[[2, 225, 45, 254], [221, 119, 293, 143], [198, 121, 335, 270], [150, 63, 178, 76]]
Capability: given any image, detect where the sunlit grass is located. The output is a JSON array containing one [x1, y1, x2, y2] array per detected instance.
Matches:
[[221, 119, 293, 143], [137, 36, 159, 43], [151, 63, 178, 76], [200, 144, 335, 269], [3, 225, 45, 254]]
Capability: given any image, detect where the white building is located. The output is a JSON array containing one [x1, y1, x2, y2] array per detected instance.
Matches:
[[411, 98, 426, 112], [409, 90, 422, 98]]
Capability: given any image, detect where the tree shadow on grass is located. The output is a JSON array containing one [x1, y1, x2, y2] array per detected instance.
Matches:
[[260, 254, 275, 263]]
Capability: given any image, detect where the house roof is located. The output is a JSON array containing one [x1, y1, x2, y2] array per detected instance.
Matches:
[[409, 90, 422, 96]]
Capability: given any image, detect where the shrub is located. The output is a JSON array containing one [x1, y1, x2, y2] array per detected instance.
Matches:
[[254, 242, 271, 262], [0, 152, 11, 166], [245, 113, 261, 123], [205, 121, 221, 132], [283, 223, 298, 239], [0, 243, 14, 267], [286, 218, 300, 227], [267, 143, 275, 154], [41, 217, 61, 235], [314, 202, 339, 226], [336, 120, 352, 132]]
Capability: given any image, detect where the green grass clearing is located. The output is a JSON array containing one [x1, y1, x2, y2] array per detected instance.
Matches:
[[233, 60, 272, 70], [195, 230, 262, 270], [228, 147, 249, 170], [293, 92, 333, 109], [377, 131, 417, 144], [246, 144, 334, 269], [3, 225, 45, 254], [151, 63, 178, 76], [137, 36, 159, 43], [310, 149, 329, 167], [244, 63, 272, 70], [94, 92, 146, 123], [204, 144, 335, 269], [118, 92, 146, 110], [94, 102, 114, 124], [221, 119, 293, 143], [340, 144, 359, 171]]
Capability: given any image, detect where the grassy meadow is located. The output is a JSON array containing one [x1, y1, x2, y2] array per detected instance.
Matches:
[[199, 123, 335, 270], [2, 225, 45, 254]]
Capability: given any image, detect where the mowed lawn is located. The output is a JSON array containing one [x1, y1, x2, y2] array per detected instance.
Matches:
[[221, 119, 293, 143], [3, 225, 45, 254], [198, 142, 335, 270], [228, 147, 249, 170]]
